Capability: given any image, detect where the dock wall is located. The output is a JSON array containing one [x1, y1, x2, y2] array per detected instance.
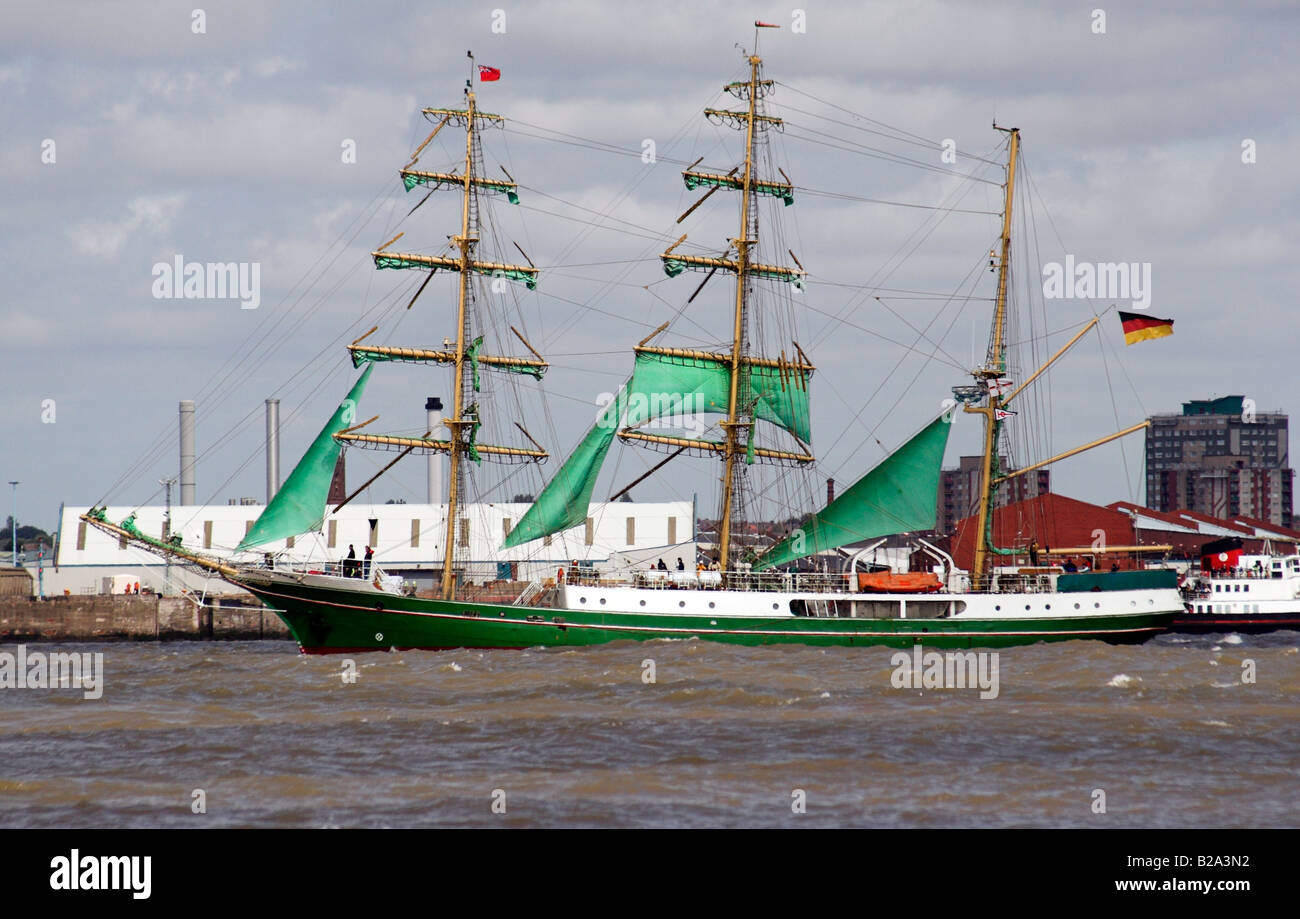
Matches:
[[0, 595, 292, 642]]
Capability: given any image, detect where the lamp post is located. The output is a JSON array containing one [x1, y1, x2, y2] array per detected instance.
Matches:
[[7, 481, 17, 568]]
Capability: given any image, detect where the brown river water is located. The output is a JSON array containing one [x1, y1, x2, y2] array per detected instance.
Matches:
[[1, 632, 1296, 828]]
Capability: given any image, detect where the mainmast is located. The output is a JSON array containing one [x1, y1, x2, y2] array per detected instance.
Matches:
[[338, 56, 548, 600], [718, 53, 762, 573], [649, 43, 812, 573], [966, 126, 1019, 583]]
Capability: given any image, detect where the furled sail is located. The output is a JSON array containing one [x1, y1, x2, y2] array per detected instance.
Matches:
[[236, 365, 374, 551], [754, 412, 953, 570], [501, 383, 628, 548]]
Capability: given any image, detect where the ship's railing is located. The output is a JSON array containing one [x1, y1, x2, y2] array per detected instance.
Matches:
[[1199, 567, 1278, 579], [564, 566, 1076, 596], [260, 556, 391, 583], [565, 567, 858, 594]]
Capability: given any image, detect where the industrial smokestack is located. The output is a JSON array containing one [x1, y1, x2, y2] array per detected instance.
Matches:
[[426, 396, 444, 503], [827, 477, 835, 505], [265, 398, 281, 504], [179, 400, 196, 505]]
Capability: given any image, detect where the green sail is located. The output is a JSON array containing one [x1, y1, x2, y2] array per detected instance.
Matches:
[[502, 351, 813, 548], [755, 413, 953, 570], [236, 365, 374, 551], [502, 383, 628, 548], [627, 351, 810, 443]]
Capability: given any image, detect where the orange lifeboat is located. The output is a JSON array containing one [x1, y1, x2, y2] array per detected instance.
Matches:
[[856, 571, 944, 593]]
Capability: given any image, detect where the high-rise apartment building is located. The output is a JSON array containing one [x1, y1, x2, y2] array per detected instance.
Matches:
[[1146, 395, 1293, 527]]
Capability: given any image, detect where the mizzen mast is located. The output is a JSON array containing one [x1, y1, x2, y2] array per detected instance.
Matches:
[[965, 125, 1019, 584]]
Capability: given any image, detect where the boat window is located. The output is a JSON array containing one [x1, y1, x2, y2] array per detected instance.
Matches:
[[906, 601, 949, 620], [852, 600, 902, 619], [1243, 584, 1249, 592]]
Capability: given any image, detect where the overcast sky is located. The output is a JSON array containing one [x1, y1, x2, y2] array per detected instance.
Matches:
[[3, 0, 1298, 538]]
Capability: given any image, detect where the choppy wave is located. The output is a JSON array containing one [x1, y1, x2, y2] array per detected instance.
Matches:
[[1, 634, 1297, 828]]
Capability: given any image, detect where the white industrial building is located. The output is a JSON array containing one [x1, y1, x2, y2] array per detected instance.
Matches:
[[49, 500, 697, 597]]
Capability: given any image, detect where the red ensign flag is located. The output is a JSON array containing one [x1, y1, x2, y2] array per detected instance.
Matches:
[[478, 65, 501, 82]]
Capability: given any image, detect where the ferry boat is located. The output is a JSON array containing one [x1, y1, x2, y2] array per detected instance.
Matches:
[[83, 31, 1183, 652], [1177, 537, 1300, 633]]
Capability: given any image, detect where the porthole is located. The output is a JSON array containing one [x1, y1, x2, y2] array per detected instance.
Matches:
[[639, 600, 646, 607], [1025, 604, 1031, 611], [599, 598, 606, 605], [1130, 600, 1136, 607], [579, 597, 587, 604], [708, 601, 715, 609], [1045, 604, 1051, 610], [679, 600, 686, 608], [995, 605, 1001, 611], [1074, 603, 1080, 610], [772, 603, 779, 610], [1094, 602, 1100, 609]]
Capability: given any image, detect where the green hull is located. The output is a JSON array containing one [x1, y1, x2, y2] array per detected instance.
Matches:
[[236, 578, 1176, 654]]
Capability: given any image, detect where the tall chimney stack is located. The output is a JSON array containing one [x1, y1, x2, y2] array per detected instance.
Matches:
[[179, 400, 196, 505], [265, 398, 281, 504], [827, 477, 835, 505], [426, 396, 444, 503]]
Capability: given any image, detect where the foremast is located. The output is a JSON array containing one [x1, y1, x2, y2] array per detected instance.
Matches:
[[652, 50, 813, 571], [340, 59, 548, 600]]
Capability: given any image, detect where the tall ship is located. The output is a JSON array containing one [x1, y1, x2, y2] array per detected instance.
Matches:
[[85, 34, 1183, 652]]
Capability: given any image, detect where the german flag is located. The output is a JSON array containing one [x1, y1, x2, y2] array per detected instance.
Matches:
[[1119, 311, 1174, 345]]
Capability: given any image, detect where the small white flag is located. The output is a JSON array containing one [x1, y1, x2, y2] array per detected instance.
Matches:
[[994, 408, 1017, 420]]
